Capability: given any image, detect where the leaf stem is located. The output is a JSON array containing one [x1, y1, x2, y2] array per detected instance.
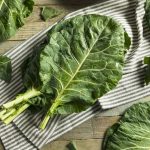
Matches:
[[39, 100, 61, 129], [4, 103, 30, 124], [1, 108, 16, 120], [0, 110, 6, 118], [2, 88, 41, 109]]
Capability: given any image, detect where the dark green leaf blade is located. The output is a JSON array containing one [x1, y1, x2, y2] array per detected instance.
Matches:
[[56, 100, 91, 115], [40, 14, 131, 129], [102, 123, 120, 150], [0, 0, 34, 41], [39, 14, 129, 115], [104, 101, 150, 150], [124, 31, 131, 50], [0, 55, 12, 83], [41, 7, 62, 21], [66, 141, 78, 150]]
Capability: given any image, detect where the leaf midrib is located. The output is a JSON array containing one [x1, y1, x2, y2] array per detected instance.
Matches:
[[55, 18, 111, 101], [0, 0, 13, 16], [0, 0, 4, 11]]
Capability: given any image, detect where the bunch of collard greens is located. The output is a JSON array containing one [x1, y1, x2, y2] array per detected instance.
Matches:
[[0, 14, 131, 129]]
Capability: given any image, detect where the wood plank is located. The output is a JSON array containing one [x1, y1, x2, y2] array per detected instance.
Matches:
[[56, 116, 119, 140], [41, 116, 119, 149], [26, 5, 80, 22], [57, 119, 93, 140], [42, 139, 102, 150], [92, 116, 119, 138], [35, 0, 100, 5], [0, 41, 22, 54]]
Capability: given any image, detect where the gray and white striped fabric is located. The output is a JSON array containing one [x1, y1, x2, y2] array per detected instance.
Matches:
[[1, 0, 150, 149]]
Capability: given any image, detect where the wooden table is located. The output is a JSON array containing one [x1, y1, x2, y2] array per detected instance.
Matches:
[[0, 0, 148, 150]]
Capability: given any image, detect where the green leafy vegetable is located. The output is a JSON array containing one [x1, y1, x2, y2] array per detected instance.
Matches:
[[144, 56, 150, 85], [0, 55, 12, 83], [41, 7, 62, 21], [103, 101, 150, 150], [0, 14, 130, 129], [66, 141, 78, 150], [145, 0, 150, 27], [0, 0, 34, 41]]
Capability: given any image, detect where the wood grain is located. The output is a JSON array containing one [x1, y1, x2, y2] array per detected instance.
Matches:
[[41, 116, 119, 150]]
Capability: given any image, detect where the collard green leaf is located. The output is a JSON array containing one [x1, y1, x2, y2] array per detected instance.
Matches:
[[145, 0, 150, 28], [66, 141, 78, 150], [144, 56, 150, 85], [39, 14, 129, 115], [103, 101, 150, 150], [102, 123, 120, 150], [0, 0, 34, 41], [124, 31, 131, 51], [0, 14, 130, 129], [28, 94, 52, 113], [22, 42, 47, 90], [41, 7, 61, 21], [0, 55, 12, 83]]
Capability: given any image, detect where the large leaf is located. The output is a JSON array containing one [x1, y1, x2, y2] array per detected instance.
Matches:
[[39, 14, 129, 115], [0, 55, 12, 83], [0, 14, 130, 128], [0, 0, 34, 41], [103, 101, 150, 150]]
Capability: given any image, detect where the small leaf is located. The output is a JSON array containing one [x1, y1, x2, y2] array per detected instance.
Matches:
[[0, 55, 12, 83], [144, 56, 150, 64], [144, 56, 150, 85], [66, 141, 78, 150], [41, 7, 62, 21], [124, 31, 131, 50]]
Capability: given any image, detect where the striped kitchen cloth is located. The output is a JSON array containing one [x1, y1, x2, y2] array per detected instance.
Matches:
[[1, 0, 150, 149]]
